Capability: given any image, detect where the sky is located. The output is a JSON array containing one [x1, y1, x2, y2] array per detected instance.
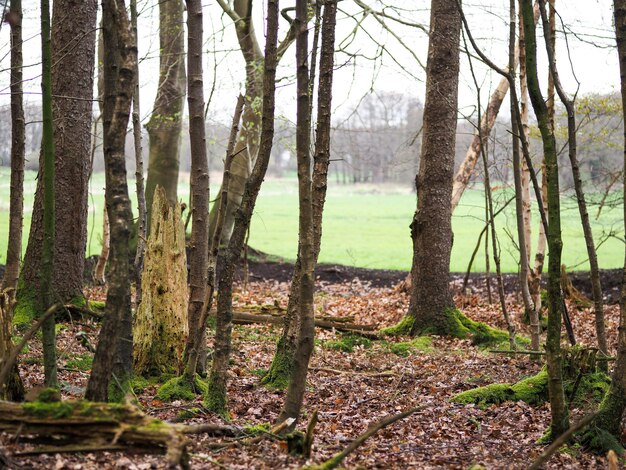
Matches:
[[0, 0, 620, 131]]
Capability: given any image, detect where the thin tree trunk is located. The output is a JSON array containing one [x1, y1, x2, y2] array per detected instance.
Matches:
[[277, 0, 337, 425], [184, 0, 209, 381], [40, 0, 57, 389], [85, 0, 136, 402], [2, 0, 25, 295], [451, 1, 539, 211], [538, 0, 608, 363], [509, 0, 538, 351], [131, 0, 146, 306], [94, 207, 110, 285], [205, 0, 279, 416], [521, 0, 569, 437], [145, 0, 186, 222], [265, 0, 337, 391]]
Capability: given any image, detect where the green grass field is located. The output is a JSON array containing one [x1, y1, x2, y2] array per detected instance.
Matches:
[[0, 169, 623, 273]]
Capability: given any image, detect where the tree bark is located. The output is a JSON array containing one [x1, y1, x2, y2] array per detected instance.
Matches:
[[276, 0, 321, 425], [205, 0, 279, 417], [183, 0, 210, 380], [145, 0, 186, 222], [85, 0, 136, 402], [521, 0, 569, 437], [1, 0, 25, 295], [405, 0, 461, 335], [17, 0, 97, 323]]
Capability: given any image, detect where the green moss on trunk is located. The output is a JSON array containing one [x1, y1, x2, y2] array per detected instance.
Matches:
[[156, 374, 207, 401], [261, 337, 294, 390], [205, 370, 229, 419]]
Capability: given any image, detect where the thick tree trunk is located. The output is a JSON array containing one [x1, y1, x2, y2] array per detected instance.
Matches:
[[2, 0, 25, 295], [404, 0, 461, 335], [134, 188, 188, 377], [593, 0, 626, 438], [145, 0, 186, 222], [17, 0, 97, 324], [264, 0, 337, 391], [205, 0, 279, 417], [521, 0, 569, 437], [85, 0, 136, 402]]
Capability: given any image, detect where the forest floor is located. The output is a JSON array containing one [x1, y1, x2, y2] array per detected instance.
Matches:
[[1, 258, 623, 469]]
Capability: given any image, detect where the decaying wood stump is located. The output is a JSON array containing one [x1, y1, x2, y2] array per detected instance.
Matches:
[[134, 187, 188, 376]]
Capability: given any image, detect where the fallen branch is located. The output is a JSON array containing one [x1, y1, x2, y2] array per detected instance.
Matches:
[[527, 413, 597, 470], [311, 367, 395, 377], [231, 312, 378, 336], [305, 406, 422, 469]]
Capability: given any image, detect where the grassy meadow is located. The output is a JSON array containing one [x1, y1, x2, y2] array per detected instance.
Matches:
[[0, 169, 623, 273]]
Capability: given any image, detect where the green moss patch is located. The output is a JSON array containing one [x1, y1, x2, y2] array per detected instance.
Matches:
[[261, 338, 294, 390], [380, 315, 415, 336], [65, 353, 93, 371], [324, 334, 372, 353], [383, 336, 433, 357], [156, 375, 208, 401]]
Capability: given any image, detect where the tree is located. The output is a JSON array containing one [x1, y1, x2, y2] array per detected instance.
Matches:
[[183, 0, 210, 379], [521, 0, 569, 437], [85, 0, 137, 402], [1, 0, 25, 296], [16, 0, 98, 324], [388, 0, 462, 336], [205, 0, 279, 416], [264, 0, 338, 392], [144, 0, 186, 222]]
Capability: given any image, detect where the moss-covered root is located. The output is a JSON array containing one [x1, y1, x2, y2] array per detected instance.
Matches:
[[157, 375, 208, 402], [261, 339, 294, 390], [13, 282, 38, 329], [204, 372, 229, 420], [451, 370, 549, 409], [382, 308, 512, 347]]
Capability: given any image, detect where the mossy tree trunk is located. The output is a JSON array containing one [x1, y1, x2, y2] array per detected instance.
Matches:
[[145, 0, 186, 225], [264, 0, 338, 390], [205, 0, 279, 417], [2, 0, 25, 296], [521, 0, 569, 437], [593, 0, 626, 439], [397, 0, 461, 336], [40, 0, 57, 389], [0, 296, 24, 401], [85, 0, 136, 401], [134, 188, 188, 377]]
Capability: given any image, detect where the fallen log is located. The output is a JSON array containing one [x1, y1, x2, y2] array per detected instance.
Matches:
[[231, 312, 378, 337], [0, 400, 240, 468]]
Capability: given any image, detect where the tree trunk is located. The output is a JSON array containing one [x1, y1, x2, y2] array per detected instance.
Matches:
[[538, 0, 608, 364], [205, 0, 279, 417], [276, 0, 325, 426], [183, 0, 209, 381], [0, 295, 24, 401], [521, 0, 569, 437], [264, 0, 337, 391], [16, 0, 97, 325], [402, 0, 461, 335], [1, 0, 25, 296], [593, 0, 626, 438], [134, 188, 188, 377], [40, 0, 58, 389], [145, 0, 186, 223], [85, 0, 136, 402]]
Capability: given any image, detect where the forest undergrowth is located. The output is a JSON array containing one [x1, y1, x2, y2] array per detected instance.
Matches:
[[0, 273, 620, 469]]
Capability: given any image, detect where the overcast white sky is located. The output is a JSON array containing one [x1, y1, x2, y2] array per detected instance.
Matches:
[[0, 0, 620, 130]]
